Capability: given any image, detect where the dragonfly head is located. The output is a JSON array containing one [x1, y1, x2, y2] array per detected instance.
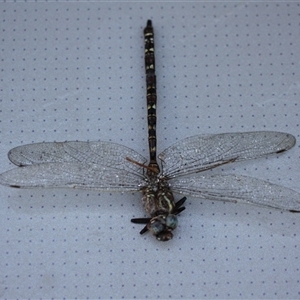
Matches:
[[147, 214, 178, 241], [131, 197, 186, 241]]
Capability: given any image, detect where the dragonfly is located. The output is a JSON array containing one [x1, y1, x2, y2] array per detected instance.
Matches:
[[0, 20, 299, 241]]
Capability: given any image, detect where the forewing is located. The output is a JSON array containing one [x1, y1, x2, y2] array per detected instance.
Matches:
[[0, 162, 146, 191], [169, 174, 300, 212], [159, 131, 295, 178], [8, 141, 147, 176]]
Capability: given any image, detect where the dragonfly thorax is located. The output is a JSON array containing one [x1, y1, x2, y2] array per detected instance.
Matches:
[[142, 178, 176, 216], [141, 178, 179, 241]]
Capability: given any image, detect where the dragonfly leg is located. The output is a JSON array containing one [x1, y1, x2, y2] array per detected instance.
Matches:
[[174, 197, 187, 209], [131, 217, 151, 224]]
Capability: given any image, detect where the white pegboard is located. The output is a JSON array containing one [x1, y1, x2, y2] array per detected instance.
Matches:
[[0, 2, 300, 299]]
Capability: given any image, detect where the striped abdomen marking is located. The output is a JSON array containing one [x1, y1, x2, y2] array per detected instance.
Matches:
[[144, 20, 158, 169]]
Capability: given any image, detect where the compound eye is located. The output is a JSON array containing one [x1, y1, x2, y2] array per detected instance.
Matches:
[[165, 214, 178, 230], [147, 219, 165, 235]]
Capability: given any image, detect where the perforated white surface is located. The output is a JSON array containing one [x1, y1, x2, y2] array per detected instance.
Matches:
[[0, 2, 300, 299]]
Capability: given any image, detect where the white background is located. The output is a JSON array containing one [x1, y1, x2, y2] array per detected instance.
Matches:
[[0, 1, 299, 299]]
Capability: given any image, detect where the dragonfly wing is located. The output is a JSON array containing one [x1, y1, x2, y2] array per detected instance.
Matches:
[[0, 162, 146, 191], [169, 174, 300, 212], [159, 131, 295, 178], [7, 141, 147, 176]]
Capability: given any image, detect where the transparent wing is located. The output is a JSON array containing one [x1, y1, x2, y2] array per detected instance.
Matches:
[[7, 141, 147, 176], [159, 131, 295, 178], [0, 162, 146, 191], [169, 174, 300, 212], [1, 141, 148, 191]]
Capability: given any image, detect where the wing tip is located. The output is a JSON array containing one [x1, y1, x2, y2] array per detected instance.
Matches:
[[272, 132, 296, 153]]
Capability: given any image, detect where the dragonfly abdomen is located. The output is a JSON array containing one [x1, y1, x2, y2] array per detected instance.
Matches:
[[144, 20, 158, 165]]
